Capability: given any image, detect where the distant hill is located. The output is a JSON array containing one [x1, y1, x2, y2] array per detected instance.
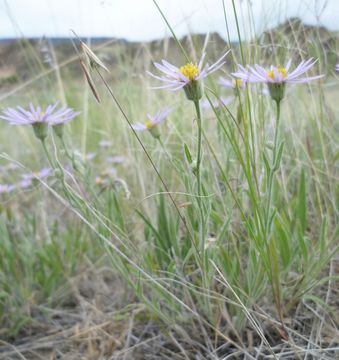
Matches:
[[258, 17, 338, 65]]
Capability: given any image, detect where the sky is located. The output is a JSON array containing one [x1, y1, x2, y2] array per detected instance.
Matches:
[[0, 0, 338, 41]]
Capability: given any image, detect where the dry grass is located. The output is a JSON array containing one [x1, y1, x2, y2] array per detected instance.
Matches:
[[0, 256, 338, 360]]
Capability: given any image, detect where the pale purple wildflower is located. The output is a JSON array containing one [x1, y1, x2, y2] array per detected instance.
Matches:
[[19, 167, 53, 188], [131, 107, 172, 132], [18, 179, 33, 189], [21, 167, 53, 181], [48, 106, 80, 125], [335, 64, 339, 72], [232, 58, 323, 84], [0, 184, 15, 194], [148, 50, 230, 91], [101, 167, 117, 177], [232, 58, 323, 103], [98, 140, 112, 148], [107, 155, 127, 164], [83, 152, 97, 161], [0, 102, 79, 126], [219, 76, 246, 90]]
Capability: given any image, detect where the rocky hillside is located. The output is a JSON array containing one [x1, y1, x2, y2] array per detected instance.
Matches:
[[257, 17, 338, 66]]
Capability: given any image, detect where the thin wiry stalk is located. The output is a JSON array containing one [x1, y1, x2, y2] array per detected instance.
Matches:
[[40, 139, 55, 168], [152, 0, 190, 62], [231, 0, 245, 64]]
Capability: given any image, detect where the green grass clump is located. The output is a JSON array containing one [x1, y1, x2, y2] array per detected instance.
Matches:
[[0, 1, 338, 357]]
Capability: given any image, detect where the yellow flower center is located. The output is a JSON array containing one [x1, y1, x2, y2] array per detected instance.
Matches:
[[267, 67, 287, 80], [145, 120, 154, 129], [179, 62, 200, 81], [38, 111, 45, 120], [233, 79, 243, 88]]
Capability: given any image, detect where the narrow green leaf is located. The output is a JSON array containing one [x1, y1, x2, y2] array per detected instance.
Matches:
[[263, 152, 271, 175], [184, 143, 193, 164], [273, 140, 285, 170]]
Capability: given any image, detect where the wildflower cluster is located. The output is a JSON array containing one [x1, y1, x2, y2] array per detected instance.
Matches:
[[133, 53, 323, 142], [0, 52, 324, 166]]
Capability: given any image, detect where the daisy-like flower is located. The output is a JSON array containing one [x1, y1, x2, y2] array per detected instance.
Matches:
[[0, 103, 80, 140], [131, 107, 172, 138], [219, 77, 245, 91], [50, 105, 81, 138], [232, 58, 323, 102], [148, 50, 230, 101]]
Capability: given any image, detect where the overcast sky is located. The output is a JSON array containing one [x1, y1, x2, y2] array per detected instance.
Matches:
[[1, 0, 338, 41]]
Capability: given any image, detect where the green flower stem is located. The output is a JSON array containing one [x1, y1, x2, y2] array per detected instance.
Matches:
[[41, 138, 69, 188], [40, 137, 94, 223], [41, 139, 55, 169], [266, 100, 281, 230], [265, 99, 287, 335], [60, 136, 73, 160], [193, 99, 208, 276], [158, 137, 173, 163], [194, 100, 203, 204]]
